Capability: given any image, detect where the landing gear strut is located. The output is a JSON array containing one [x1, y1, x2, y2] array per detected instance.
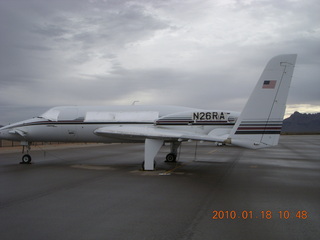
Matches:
[[20, 141, 32, 164]]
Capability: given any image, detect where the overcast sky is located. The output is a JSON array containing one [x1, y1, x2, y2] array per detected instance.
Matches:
[[0, 0, 319, 125]]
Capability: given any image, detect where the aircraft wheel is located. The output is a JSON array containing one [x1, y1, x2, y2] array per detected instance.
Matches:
[[21, 154, 32, 164], [165, 153, 176, 162]]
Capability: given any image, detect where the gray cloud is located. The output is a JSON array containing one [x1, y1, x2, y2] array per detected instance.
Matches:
[[0, 0, 319, 125]]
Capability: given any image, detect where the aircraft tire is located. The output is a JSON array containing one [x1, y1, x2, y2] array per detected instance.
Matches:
[[21, 154, 32, 164], [165, 153, 176, 162]]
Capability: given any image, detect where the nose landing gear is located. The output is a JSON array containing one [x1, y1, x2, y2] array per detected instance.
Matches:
[[20, 141, 32, 164], [21, 154, 32, 164]]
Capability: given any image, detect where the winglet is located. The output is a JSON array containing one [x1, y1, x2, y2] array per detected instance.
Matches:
[[227, 54, 297, 149]]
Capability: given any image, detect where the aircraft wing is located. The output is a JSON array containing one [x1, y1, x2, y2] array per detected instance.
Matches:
[[94, 126, 229, 143]]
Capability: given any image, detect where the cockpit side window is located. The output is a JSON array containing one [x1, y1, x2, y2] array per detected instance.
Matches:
[[58, 108, 78, 121]]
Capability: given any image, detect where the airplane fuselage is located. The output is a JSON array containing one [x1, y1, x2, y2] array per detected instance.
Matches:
[[0, 105, 239, 143]]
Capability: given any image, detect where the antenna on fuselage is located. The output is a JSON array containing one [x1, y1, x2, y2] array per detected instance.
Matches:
[[132, 101, 140, 105]]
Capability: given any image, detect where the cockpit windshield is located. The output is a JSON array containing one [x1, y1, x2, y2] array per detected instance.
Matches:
[[39, 108, 60, 121]]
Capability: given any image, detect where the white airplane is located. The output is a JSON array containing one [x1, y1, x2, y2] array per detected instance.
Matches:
[[0, 54, 297, 170]]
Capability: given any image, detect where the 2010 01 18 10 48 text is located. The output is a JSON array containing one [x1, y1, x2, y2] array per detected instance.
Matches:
[[212, 210, 308, 220]]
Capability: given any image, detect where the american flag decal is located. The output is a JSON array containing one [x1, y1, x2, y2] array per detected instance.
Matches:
[[263, 80, 277, 89]]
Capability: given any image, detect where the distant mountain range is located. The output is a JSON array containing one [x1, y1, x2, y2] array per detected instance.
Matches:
[[282, 112, 320, 134]]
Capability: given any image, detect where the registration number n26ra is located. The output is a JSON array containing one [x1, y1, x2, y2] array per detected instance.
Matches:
[[192, 112, 229, 121]]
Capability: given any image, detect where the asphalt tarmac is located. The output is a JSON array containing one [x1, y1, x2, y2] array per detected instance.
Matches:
[[0, 135, 319, 240]]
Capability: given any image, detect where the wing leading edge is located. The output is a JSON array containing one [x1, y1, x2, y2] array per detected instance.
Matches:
[[94, 126, 228, 143]]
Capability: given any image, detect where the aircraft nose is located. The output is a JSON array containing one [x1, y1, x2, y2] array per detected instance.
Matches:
[[0, 128, 6, 139], [0, 127, 18, 141], [0, 128, 7, 139]]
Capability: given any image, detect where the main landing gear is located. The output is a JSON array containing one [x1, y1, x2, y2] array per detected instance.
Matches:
[[165, 153, 177, 162], [142, 140, 181, 171], [165, 142, 180, 163], [142, 152, 177, 170], [20, 141, 32, 164]]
